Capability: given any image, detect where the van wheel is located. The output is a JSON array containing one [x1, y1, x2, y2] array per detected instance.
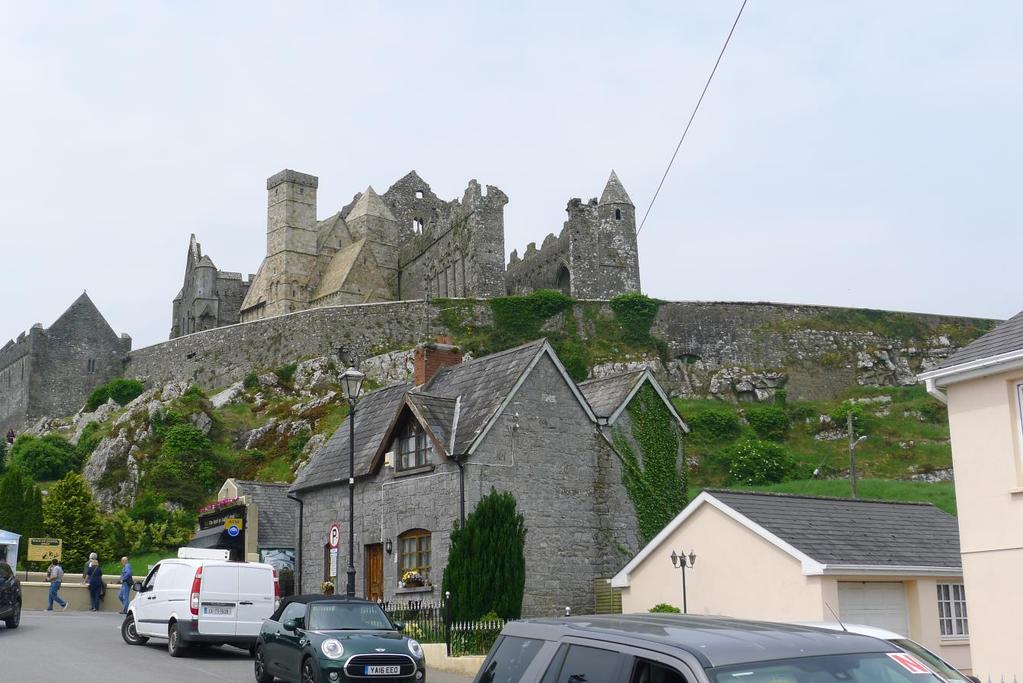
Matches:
[[3, 601, 20, 629], [254, 645, 273, 683], [121, 614, 148, 645], [167, 622, 188, 657]]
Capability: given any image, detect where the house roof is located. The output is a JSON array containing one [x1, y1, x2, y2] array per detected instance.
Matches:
[[232, 480, 298, 549], [611, 490, 961, 588], [920, 309, 1023, 383], [579, 369, 689, 432], [291, 339, 597, 493]]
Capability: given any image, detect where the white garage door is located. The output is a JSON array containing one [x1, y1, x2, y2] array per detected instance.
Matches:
[[838, 582, 909, 635]]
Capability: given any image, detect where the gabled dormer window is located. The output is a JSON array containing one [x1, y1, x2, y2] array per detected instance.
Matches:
[[397, 422, 432, 470]]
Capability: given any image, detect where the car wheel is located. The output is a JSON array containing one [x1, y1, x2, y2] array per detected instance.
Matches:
[[167, 622, 187, 658], [253, 645, 274, 683], [301, 656, 320, 683], [121, 614, 149, 645], [3, 601, 20, 629]]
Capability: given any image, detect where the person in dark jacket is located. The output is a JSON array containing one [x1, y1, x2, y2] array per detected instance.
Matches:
[[84, 556, 104, 611]]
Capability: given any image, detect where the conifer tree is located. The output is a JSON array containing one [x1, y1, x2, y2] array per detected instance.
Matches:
[[442, 488, 527, 620], [0, 465, 28, 535], [19, 485, 45, 564], [43, 472, 108, 569]]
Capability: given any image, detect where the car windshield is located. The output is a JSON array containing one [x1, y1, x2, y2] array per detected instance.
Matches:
[[892, 639, 969, 683], [709, 652, 946, 683], [307, 603, 394, 631]]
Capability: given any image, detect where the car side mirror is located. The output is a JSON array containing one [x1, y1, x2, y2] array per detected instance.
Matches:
[[392, 621, 405, 632], [132, 581, 144, 592], [284, 617, 304, 632]]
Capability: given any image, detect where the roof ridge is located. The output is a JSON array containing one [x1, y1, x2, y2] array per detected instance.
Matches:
[[704, 488, 937, 507], [578, 368, 647, 386]]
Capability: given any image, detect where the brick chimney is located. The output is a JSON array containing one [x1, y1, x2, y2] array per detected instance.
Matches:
[[414, 335, 463, 385]]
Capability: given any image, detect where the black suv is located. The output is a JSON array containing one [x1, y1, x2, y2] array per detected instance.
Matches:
[[0, 561, 21, 629], [474, 614, 952, 683]]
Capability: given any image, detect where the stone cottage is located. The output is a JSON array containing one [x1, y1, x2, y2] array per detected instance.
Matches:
[[288, 338, 687, 616]]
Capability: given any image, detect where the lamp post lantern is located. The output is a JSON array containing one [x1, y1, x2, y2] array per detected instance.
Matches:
[[670, 549, 697, 613], [340, 364, 365, 598]]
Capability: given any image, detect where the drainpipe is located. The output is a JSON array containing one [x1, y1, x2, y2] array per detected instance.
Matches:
[[924, 378, 948, 405], [287, 493, 304, 592], [454, 457, 466, 528]]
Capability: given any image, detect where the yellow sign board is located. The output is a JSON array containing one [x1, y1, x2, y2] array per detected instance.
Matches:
[[28, 538, 62, 562], [224, 517, 243, 531]]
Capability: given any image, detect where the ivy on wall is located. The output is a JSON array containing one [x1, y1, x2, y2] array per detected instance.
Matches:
[[613, 383, 687, 543]]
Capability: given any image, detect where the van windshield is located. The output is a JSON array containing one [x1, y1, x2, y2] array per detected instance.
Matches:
[[709, 652, 945, 683], [307, 603, 393, 631]]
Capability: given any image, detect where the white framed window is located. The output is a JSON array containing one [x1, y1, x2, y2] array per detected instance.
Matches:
[[937, 583, 968, 638]]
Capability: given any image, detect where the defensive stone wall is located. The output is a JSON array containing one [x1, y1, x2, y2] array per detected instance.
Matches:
[[126, 297, 993, 402]]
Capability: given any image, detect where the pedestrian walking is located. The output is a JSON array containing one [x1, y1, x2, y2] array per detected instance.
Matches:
[[45, 559, 68, 611], [118, 556, 133, 614], [84, 556, 103, 611]]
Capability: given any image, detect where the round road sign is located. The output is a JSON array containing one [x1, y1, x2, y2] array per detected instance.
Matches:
[[227, 524, 240, 537], [329, 523, 341, 549]]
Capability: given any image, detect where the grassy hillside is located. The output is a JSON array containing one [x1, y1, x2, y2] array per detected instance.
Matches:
[[678, 384, 954, 508]]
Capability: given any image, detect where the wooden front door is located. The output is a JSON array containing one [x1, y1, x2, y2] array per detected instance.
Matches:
[[364, 543, 384, 601]]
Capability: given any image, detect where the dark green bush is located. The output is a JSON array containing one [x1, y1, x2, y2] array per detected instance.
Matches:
[[649, 603, 681, 613], [275, 363, 298, 384], [918, 401, 947, 424], [727, 438, 796, 486], [488, 290, 574, 349], [773, 389, 787, 405], [745, 405, 790, 441], [85, 378, 145, 411], [10, 433, 82, 481], [610, 293, 661, 345], [443, 488, 526, 621], [146, 424, 215, 507], [688, 406, 742, 442], [243, 372, 260, 390]]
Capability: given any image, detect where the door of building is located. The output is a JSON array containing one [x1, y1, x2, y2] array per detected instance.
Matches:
[[365, 544, 384, 602], [838, 581, 910, 636]]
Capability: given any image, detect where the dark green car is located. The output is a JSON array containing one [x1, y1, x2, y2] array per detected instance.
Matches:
[[254, 595, 426, 683]]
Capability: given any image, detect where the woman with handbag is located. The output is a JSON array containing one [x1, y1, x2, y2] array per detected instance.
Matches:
[[84, 555, 104, 611]]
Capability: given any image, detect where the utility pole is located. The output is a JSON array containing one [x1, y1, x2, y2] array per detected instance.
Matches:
[[848, 412, 867, 499]]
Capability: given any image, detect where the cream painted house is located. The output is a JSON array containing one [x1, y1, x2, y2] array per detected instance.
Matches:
[[919, 310, 1023, 681], [611, 490, 971, 673]]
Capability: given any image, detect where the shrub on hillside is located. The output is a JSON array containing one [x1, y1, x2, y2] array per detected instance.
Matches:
[[649, 603, 681, 614], [688, 406, 741, 442], [727, 437, 796, 486], [745, 405, 790, 441], [243, 372, 260, 390], [85, 378, 145, 411], [146, 424, 216, 508], [274, 363, 298, 384], [10, 433, 82, 481], [43, 472, 108, 569]]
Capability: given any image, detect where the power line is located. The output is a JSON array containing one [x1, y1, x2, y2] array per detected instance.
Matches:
[[637, 0, 749, 236]]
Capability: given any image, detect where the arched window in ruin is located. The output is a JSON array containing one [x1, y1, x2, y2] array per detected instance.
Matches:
[[556, 264, 571, 297]]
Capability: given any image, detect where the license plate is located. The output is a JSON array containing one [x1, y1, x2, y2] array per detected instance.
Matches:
[[365, 665, 401, 675], [203, 606, 232, 616]]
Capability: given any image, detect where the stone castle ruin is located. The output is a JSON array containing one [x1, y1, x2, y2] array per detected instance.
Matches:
[[171, 168, 641, 337], [0, 293, 131, 432]]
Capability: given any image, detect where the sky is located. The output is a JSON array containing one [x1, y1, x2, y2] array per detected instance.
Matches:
[[1, 2, 1020, 349]]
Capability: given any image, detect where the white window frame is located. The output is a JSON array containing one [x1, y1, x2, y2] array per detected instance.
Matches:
[[936, 582, 968, 639]]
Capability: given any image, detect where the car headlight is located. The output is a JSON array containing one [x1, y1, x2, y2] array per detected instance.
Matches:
[[321, 638, 345, 660], [408, 638, 423, 658]]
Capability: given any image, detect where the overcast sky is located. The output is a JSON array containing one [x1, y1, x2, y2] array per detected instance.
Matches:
[[2, 2, 1020, 349]]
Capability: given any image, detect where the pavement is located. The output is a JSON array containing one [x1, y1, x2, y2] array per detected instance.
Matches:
[[1, 611, 475, 683]]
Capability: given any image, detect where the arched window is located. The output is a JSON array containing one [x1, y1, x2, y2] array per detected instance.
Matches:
[[615, 208, 622, 221], [398, 529, 431, 584]]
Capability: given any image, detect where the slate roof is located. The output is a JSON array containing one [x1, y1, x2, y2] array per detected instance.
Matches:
[[578, 370, 645, 419], [233, 480, 299, 549], [406, 393, 458, 454], [706, 490, 961, 569], [291, 382, 411, 492], [929, 308, 1023, 373]]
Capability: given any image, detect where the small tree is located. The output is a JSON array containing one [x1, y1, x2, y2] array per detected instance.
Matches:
[[43, 472, 108, 570], [0, 465, 29, 535], [10, 433, 81, 481], [442, 488, 527, 621], [727, 438, 796, 486]]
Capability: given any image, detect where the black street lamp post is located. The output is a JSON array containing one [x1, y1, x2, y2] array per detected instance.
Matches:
[[340, 364, 365, 598], [670, 549, 697, 614]]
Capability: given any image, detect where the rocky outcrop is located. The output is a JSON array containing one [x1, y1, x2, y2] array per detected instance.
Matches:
[[83, 429, 139, 512]]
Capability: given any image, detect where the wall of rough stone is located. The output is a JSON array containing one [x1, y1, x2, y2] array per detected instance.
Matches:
[[126, 298, 992, 403], [0, 332, 34, 432]]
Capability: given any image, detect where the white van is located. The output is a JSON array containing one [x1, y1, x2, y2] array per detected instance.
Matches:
[[120, 548, 279, 657]]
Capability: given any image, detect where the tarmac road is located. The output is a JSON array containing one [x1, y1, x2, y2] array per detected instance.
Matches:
[[1, 611, 474, 683]]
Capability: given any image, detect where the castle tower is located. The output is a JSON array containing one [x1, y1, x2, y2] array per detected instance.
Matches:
[[240, 169, 320, 320], [595, 170, 641, 296], [345, 186, 400, 293]]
